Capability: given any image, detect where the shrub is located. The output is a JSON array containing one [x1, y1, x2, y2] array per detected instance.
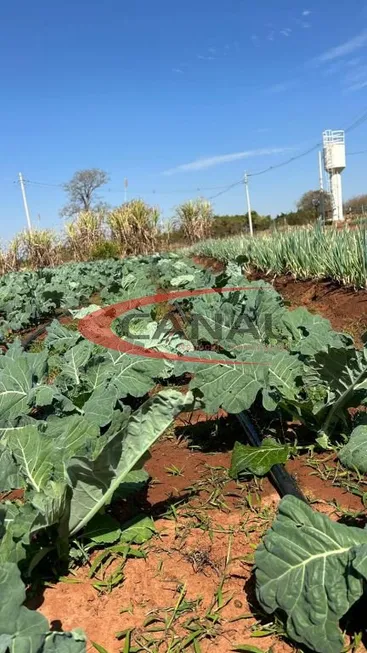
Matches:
[[90, 240, 121, 260]]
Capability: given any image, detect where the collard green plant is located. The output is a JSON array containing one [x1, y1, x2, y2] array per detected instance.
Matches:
[[0, 561, 86, 653], [338, 424, 367, 472], [0, 390, 193, 562], [4, 247, 367, 653], [255, 496, 367, 653], [229, 439, 289, 478]]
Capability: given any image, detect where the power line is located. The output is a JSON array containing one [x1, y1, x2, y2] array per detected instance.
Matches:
[[19, 179, 64, 188], [247, 142, 321, 178], [344, 108, 367, 134], [106, 184, 232, 195], [13, 106, 367, 202], [14, 143, 367, 199], [246, 107, 367, 179], [21, 178, 234, 195], [208, 179, 244, 199]]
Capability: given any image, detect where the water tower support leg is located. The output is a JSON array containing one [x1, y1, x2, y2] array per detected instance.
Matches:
[[331, 172, 344, 222]]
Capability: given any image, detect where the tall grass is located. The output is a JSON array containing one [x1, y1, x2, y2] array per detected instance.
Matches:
[[19, 229, 61, 269], [64, 210, 107, 261], [0, 236, 22, 275], [108, 200, 159, 255], [187, 225, 367, 289], [175, 199, 213, 243]]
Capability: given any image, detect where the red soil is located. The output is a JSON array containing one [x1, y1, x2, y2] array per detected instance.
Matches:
[[37, 433, 366, 653]]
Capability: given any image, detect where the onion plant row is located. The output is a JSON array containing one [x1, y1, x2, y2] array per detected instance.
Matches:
[[187, 224, 367, 288]]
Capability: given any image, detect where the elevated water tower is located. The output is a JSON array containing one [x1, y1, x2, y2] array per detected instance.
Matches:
[[322, 130, 346, 222]]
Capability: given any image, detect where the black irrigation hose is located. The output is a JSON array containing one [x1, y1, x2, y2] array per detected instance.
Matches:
[[21, 323, 50, 350], [236, 411, 307, 503], [20, 310, 70, 351]]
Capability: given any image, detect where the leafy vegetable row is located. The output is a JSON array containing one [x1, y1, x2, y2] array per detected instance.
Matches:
[[2, 251, 367, 653]]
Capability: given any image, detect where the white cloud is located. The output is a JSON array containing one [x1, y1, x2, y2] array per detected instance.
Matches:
[[163, 148, 293, 175], [316, 29, 367, 62], [324, 57, 362, 75], [347, 79, 367, 91], [280, 28, 292, 37], [302, 10, 311, 16], [344, 62, 367, 90], [172, 68, 184, 74]]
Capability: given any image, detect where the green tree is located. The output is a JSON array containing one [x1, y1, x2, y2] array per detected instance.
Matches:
[[297, 189, 331, 216], [344, 194, 367, 215], [212, 212, 271, 237]]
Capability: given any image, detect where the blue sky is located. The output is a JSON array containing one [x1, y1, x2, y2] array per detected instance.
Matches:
[[2, 0, 367, 237]]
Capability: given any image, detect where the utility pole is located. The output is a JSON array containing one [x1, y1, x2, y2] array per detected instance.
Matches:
[[244, 172, 253, 237], [124, 178, 128, 203], [318, 151, 325, 224], [18, 172, 32, 233]]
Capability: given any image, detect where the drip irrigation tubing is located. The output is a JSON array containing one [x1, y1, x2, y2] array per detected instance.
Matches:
[[236, 411, 307, 502], [1, 310, 70, 352]]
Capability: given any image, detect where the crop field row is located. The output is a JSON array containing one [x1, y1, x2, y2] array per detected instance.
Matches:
[[187, 225, 367, 288], [2, 251, 367, 653]]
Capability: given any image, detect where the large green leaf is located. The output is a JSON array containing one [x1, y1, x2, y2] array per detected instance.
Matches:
[[307, 346, 367, 433], [0, 350, 52, 426], [0, 357, 32, 423], [338, 425, 367, 472], [45, 320, 81, 353], [104, 351, 167, 399], [83, 514, 121, 544], [282, 308, 352, 356], [188, 352, 266, 414], [0, 448, 23, 492], [6, 425, 55, 493], [189, 349, 303, 415], [0, 562, 86, 653], [229, 439, 289, 478], [82, 385, 118, 428], [5, 417, 100, 492], [0, 504, 36, 565], [57, 341, 94, 385], [255, 496, 367, 653], [79, 349, 166, 400], [119, 515, 156, 544], [67, 390, 193, 536]]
